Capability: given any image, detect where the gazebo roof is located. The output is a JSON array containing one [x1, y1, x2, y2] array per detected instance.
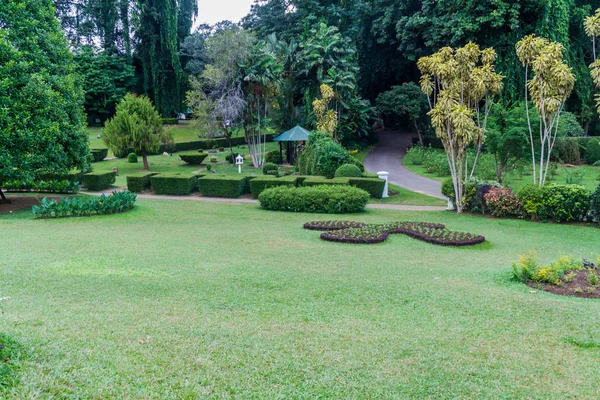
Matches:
[[273, 125, 311, 142]]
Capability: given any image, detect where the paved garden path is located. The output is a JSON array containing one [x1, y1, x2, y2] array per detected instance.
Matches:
[[364, 131, 445, 199]]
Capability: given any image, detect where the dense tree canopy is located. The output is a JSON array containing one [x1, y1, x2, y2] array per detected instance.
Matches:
[[0, 0, 90, 187]]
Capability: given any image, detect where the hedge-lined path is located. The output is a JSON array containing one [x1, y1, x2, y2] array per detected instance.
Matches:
[[88, 190, 446, 211], [364, 131, 445, 199]]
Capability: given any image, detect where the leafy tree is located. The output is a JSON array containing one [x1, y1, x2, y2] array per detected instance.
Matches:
[[585, 8, 600, 116], [376, 83, 430, 145], [103, 94, 173, 170], [313, 84, 338, 140], [418, 43, 503, 213], [0, 0, 90, 202], [74, 46, 136, 124], [516, 35, 575, 185]]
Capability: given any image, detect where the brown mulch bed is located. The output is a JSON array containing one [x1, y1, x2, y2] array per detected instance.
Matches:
[[0, 196, 57, 214], [526, 270, 600, 299]]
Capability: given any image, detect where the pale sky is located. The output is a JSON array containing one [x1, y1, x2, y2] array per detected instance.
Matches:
[[196, 0, 256, 26]]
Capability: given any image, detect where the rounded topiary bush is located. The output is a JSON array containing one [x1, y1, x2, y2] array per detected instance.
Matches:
[[334, 164, 363, 178], [349, 156, 365, 172], [127, 153, 138, 163], [180, 152, 208, 165], [258, 185, 370, 213], [262, 162, 279, 175]]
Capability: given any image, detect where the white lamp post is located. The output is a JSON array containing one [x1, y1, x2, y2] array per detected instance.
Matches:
[[235, 154, 244, 173], [377, 171, 389, 198]]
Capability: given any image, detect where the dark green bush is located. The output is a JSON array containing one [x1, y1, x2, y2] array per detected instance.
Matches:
[[126, 172, 157, 193], [127, 152, 138, 163], [517, 183, 591, 222], [32, 191, 137, 218], [82, 171, 116, 191], [301, 177, 351, 187], [3, 179, 79, 193], [262, 162, 279, 175], [179, 152, 208, 165], [298, 131, 352, 178], [150, 174, 196, 195], [553, 137, 581, 164], [265, 150, 284, 164], [334, 164, 363, 178], [349, 156, 365, 172], [442, 178, 454, 199], [590, 183, 600, 224], [197, 175, 249, 198], [91, 148, 108, 162], [584, 139, 600, 165], [37, 170, 83, 183], [162, 118, 179, 125], [259, 185, 370, 213], [348, 177, 386, 198], [250, 176, 297, 198]]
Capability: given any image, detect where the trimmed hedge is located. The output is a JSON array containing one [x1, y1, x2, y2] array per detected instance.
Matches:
[[180, 152, 208, 165], [91, 148, 108, 162], [197, 175, 249, 198], [334, 164, 363, 178], [37, 170, 83, 183], [250, 176, 297, 198], [348, 177, 386, 198], [127, 153, 138, 163], [82, 171, 116, 191], [126, 172, 158, 193], [154, 134, 276, 155], [262, 162, 279, 175], [517, 183, 591, 222], [150, 174, 196, 195], [301, 177, 351, 187], [258, 185, 370, 213]]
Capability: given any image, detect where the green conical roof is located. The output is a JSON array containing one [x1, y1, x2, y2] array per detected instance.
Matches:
[[273, 125, 311, 141]]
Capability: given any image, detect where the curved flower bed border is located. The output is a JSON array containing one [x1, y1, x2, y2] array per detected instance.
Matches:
[[306, 220, 485, 246]]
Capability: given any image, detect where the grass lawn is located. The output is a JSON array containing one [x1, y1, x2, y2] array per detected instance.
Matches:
[[1, 200, 600, 397], [371, 184, 446, 207]]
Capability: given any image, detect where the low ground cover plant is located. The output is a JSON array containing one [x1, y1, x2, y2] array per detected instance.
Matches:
[[259, 185, 370, 213], [32, 191, 136, 218], [305, 220, 485, 246], [3, 180, 79, 194], [512, 253, 600, 298]]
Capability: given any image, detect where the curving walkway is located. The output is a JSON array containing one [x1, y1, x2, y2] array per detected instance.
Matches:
[[364, 131, 445, 199]]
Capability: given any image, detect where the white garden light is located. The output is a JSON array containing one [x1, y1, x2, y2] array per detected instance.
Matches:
[[235, 154, 244, 173]]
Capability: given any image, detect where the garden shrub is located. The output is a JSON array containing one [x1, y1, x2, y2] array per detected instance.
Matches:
[[553, 137, 581, 164], [298, 131, 352, 178], [259, 185, 370, 213], [161, 118, 179, 125], [179, 152, 208, 165], [348, 177, 386, 198], [265, 150, 284, 164], [37, 170, 83, 183], [262, 162, 279, 175], [589, 183, 600, 224], [334, 164, 363, 178], [250, 176, 297, 198], [32, 191, 137, 218], [405, 145, 429, 165], [126, 172, 157, 193], [150, 174, 196, 195], [3, 179, 79, 193], [91, 148, 108, 162], [197, 175, 249, 198], [127, 153, 138, 163], [423, 151, 450, 176], [301, 177, 351, 187], [584, 139, 600, 165], [349, 156, 365, 172], [463, 178, 502, 213], [512, 253, 583, 285], [483, 187, 525, 217], [517, 183, 591, 222], [442, 178, 455, 199], [82, 171, 116, 191]]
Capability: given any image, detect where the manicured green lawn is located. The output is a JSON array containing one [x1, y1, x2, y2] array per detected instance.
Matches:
[[1, 199, 600, 398], [371, 184, 446, 207]]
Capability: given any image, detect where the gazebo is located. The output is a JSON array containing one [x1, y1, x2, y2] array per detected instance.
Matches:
[[273, 125, 311, 165]]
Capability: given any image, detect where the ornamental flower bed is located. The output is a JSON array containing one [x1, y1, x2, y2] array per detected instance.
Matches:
[[306, 221, 485, 246]]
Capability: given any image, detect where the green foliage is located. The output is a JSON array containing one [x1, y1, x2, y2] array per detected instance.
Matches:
[[250, 176, 297, 198], [162, 118, 179, 125], [483, 187, 525, 218], [3, 180, 80, 194], [298, 132, 352, 178], [376, 83, 430, 137], [553, 138, 581, 165], [517, 183, 591, 222], [349, 156, 365, 172], [197, 175, 249, 198], [301, 177, 351, 187], [258, 185, 370, 213], [265, 151, 284, 164], [82, 171, 116, 191], [0, 0, 90, 184], [73, 46, 136, 124], [590, 183, 600, 224], [150, 174, 196, 195], [348, 178, 386, 199], [32, 191, 137, 219], [334, 164, 363, 178], [584, 139, 600, 165], [179, 152, 208, 165], [127, 153, 138, 163], [442, 178, 455, 199], [126, 172, 157, 193], [512, 253, 583, 285], [262, 163, 279, 175], [91, 149, 109, 162], [103, 94, 173, 169]]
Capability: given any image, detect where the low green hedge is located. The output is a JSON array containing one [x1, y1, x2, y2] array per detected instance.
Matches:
[[258, 185, 370, 213], [82, 171, 116, 191], [180, 152, 208, 165], [517, 183, 591, 222], [301, 177, 351, 187], [37, 170, 83, 183], [197, 175, 250, 198], [126, 172, 158, 193], [250, 176, 297, 198], [91, 148, 108, 162], [150, 174, 196, 195], [348, 177, 386, 198]]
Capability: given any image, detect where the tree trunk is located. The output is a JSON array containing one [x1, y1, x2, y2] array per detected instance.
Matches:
[[413, 120, 424, 146], [0, 188, 10, 204], [142, 151, 150, 171]]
